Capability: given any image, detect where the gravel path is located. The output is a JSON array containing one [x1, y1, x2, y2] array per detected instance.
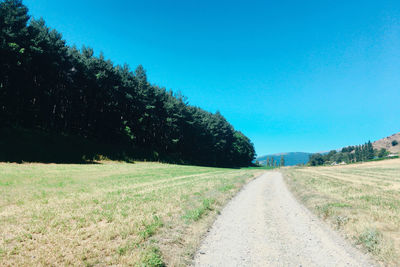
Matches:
[[193, 172, 374, 267]]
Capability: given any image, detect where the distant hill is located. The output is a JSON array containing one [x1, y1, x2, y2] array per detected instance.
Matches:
[[372, 132, 400, 154], [256, 132, 400, 167], [256, 152, 312, 166]]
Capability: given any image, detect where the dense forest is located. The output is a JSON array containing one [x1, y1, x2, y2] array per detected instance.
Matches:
[[0, 0, 255, 166], [308, 141, 389, 166]]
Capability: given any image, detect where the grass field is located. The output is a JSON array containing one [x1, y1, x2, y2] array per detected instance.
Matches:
[[0, 162, 261, 266], [284, 158, 400, 265]]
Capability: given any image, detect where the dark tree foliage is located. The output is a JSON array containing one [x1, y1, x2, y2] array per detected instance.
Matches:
[[341, 146, 355, 153], [308, 153, 324, 166], [0, 0, 255, 166], [378, 148, 389, 158]]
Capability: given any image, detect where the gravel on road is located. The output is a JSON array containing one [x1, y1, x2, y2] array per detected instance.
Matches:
[[193, 172, 374, 267]]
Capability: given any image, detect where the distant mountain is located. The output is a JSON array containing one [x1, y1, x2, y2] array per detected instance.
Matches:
[[256, 152, 312, 166], [372, 132, 400, 154], [256, 132, 400, 167]]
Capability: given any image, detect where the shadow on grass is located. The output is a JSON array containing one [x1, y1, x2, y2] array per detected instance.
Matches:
[[0, 127, 256, 168], [0, 127, 136, 164]]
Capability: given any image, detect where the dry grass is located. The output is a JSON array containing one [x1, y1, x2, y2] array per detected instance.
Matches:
[[373, 132, 400, 153], [0, 161, 261, 266], [283, 158, 400, 266]]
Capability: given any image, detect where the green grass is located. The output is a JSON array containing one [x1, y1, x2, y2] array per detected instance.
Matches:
[[242, 165, 276, 170], [140, 246, 165, 267], [357, 228, 383, 255], [0, 161, 260, 266], [182, 198, 215, 222], [284, 158, 400, 265]]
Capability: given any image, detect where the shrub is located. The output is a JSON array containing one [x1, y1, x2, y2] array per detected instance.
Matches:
[[392, 140, 398, 146], [377, 148, 389, 158], [140, 247, 165, 267], [357, 228, 382, 254]]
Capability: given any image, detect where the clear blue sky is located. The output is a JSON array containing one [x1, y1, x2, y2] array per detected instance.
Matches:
[[24, 0, 400, 156]]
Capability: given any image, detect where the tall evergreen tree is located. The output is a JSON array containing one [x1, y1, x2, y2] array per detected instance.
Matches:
[[355, 146, 360, 162], [367, 141, 374, 160], [0, 0, 30, 124]]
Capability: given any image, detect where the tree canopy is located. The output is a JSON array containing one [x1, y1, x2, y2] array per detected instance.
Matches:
[[0, 0, 255, 166]]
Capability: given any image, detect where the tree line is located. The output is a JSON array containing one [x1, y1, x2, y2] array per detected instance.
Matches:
[[264, 155, 285, 168], [308, 141, 389, 166], [0, 0, 255, 166]]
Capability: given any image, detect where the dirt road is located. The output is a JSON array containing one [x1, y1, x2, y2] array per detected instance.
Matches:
[[193, 172, 373, 266]]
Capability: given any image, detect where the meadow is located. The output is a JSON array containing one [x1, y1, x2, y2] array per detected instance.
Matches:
[[284, 158, 400, 265], [0, 162, 261, 266]]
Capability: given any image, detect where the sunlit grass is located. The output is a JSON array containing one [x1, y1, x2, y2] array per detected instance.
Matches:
[[284, 158, 400, 265], [0, 161, 261, 266]]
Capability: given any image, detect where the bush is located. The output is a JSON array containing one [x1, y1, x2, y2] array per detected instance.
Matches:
[[140, 247, 165, 267], [392, 140, 398, 146], [377, 148, 389, 158], [357, 228, 382, 254], [308, 153, 325, 166]]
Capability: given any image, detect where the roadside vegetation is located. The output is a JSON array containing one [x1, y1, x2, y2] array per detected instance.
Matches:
[[0, 162, 262, 266], [284, 158, 400, 265]]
